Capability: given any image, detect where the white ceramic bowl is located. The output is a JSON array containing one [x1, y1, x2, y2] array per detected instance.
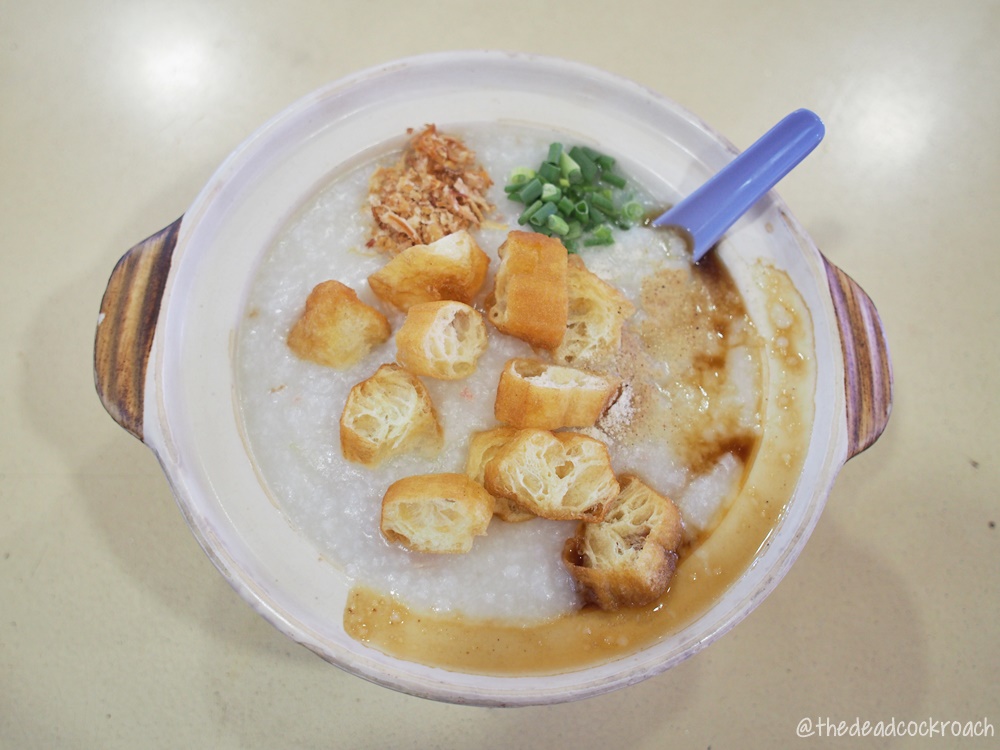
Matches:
[[95, 51, 891, 706]]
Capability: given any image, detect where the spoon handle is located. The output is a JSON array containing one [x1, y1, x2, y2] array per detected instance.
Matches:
[[651, 109, 825, 261]]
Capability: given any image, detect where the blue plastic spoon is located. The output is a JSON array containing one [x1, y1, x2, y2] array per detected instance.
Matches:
[[651, 109, 825, 261]]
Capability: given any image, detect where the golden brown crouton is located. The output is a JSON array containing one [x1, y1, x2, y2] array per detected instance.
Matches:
[[380, 473, 494, 554], [395, 300, 488, 380], [553, 255, 636, 367], [339, 364, 443, 466], [493, 358, 621, 430], [465, 427, 535, 522], [367, 230, 490, 311], [563, 475, 683, 610], [483, 429, 619, 522], [286, 280, 391, 368], [486, 231, 568, 349]]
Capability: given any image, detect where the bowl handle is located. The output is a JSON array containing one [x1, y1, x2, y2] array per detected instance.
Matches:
[[822, 255, 893, 460], [94, 218, 182, 442]]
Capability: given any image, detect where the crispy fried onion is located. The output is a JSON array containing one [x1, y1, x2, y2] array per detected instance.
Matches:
[[367, 125, 494, 254]]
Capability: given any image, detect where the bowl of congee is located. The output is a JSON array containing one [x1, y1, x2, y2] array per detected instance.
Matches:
[[94, 52, 892, 705]]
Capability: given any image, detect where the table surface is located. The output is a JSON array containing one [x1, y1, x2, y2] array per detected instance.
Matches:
[[3, 1, 997, 747]]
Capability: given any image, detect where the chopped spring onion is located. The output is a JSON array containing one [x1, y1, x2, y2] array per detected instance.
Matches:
[[584, 224, 615, 246], [510, 166, 535, 182], [518, 199, 544, 225], [538, 161, 562, 183], [568, 146, 598, 183], [589, 206, 609, 225], [601, 171, 627, 189], [546, 214, 570, 235], [557, 196, 576, 216], [541, 183, 562, 202], [591, 225, 614, 243], [517, 178, 543, 204], [559, 151, 582, 184], [589, 192, 617, 217], [505, 141, 643, 250], [623, 200, 645, 222], [528, 201, 558, 227]]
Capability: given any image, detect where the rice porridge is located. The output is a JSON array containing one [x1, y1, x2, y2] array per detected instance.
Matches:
[[236, 123, 815, 671]]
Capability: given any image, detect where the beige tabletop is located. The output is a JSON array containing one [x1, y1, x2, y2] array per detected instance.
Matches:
[[3, 0, 998, 747]]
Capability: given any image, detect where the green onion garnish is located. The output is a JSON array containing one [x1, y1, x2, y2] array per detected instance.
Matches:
[[517, 178, 543, 204], [547, 214, 570, 235], [560, 152, 582, 184], [589, 206, 609, 225], [505, 143, 642, 250], [510, 166, 535, 182], [568, 146, 598, 183], [589, 192, 618, 217], [518, 199, 544, 225], [528, 202, 558, 227], [538, 161, 562, 183], [601, 171, 627, 189], [623, 200, 644, 222], [590, 225, 614, 243]]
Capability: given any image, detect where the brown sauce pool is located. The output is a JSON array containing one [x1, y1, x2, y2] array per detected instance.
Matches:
[[344, 260, 815, 675]]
